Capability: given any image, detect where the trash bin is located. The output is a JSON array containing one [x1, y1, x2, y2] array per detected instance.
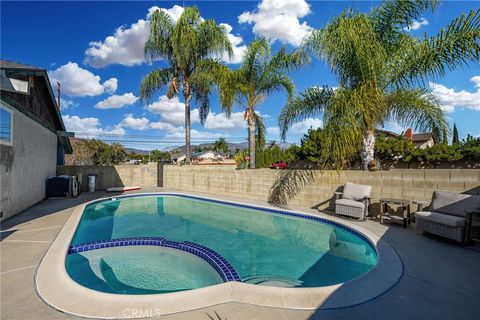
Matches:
[[87, 174, 97, 192]]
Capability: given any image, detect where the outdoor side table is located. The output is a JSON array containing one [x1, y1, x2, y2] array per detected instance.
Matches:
[[380, 198, 411, 228], [411, 200, 430, 222]]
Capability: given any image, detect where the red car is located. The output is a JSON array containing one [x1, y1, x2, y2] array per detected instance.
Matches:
[[270, 161, 288, 169]]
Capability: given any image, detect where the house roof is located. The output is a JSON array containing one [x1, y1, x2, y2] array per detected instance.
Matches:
[[0, 60, 44, 71], [0, 60, 72, 153], [191, 150, 214, 157], [412, 133, 433, 142], [376, 129, 399, 137]]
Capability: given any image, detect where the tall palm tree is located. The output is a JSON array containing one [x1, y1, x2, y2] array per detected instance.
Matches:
[[279, 0, 479, 170], [139, 7, 232, 164], [214, 39, 305, 168]]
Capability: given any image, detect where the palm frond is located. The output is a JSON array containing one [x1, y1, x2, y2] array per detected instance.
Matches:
[[304, 12, 387, 88], [198, 19, 233, 59], [386, 88, 449, 134], [139, 68, 174, 103], [278, 86, 334, 140], [241, 38, 270, 82], [372, 0, 440, 46], [257, 74, 295, 102], [391, 9, 480, 85], [254, 111, 265, 149], [171, 7, 201, 72], [145, 9, 174, 61]]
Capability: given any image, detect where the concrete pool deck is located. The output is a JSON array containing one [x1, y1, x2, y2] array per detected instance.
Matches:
[[1, 188, 480, 319]]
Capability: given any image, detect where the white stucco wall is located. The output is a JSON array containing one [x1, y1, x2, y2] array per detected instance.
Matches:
[[0, 103, 57, 221]]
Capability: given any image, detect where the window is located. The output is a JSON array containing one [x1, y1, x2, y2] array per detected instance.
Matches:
[[0, 104, 13, 145]]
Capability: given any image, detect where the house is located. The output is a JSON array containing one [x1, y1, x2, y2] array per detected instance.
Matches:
[[405, 128, 435, 149], [191, 150, 216, 160], [0, 60, 73, 221], [375, 129, 399, 138]]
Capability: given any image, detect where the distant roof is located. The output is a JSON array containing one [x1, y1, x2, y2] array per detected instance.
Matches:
[[412, 133, 433, 142], [0, 60, 72, 153], [376, 129, 399, 137], [191, 150, 214, 157]]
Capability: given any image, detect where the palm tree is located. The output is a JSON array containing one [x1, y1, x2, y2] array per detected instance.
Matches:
[[279, 1, 479, 170], [139, 7, 232, 164], [214, 39, 305, 168]]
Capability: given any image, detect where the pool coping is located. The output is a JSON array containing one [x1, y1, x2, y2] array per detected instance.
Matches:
[[35, 192, 404, 319]]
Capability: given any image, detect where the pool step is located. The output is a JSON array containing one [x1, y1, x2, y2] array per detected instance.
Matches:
[[242, 275, 303, 287]]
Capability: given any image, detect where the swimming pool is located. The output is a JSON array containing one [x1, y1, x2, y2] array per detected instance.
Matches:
[[65, 194, 378, 295]]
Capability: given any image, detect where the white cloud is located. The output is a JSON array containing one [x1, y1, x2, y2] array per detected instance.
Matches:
[[84, 19, 150, 68], [471, 76, 480, 88], [267, 127, 280, 136], [49, 62, 117, 97], [403, 17, 429, 32], [267, 117, 323, 139], [204, 111, 246, 131], [103, 78, 118, 94], [60, 99, 77, 109], [149, 121, 176, 131], [219, 23, 247, 64], [62, 115, 125, 137], [120, 114, 150, 130], [147, 95, 250, 131], [165, 127, 225, 140], [85, 5, 241, 67], [146, 95, 192, 125], [238, 0, 313, 46], [430, 77, 480, 113], [95, 93, 138, 109], [147, 5, 184, 22], [289, 117, 323, 134]]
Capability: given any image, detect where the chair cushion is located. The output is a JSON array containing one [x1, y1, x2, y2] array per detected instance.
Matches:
[[415, 211, 466, 227], [336, 198, 365, 209], [342, 183, 372, 201], [431, 191, 480, 218]]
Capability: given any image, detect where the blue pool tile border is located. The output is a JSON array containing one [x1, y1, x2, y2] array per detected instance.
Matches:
[[102, 193, 377, 253], [68, 237, 241, 282]]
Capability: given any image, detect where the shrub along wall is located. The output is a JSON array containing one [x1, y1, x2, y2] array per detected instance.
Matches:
[[163, 166, 480, 215]]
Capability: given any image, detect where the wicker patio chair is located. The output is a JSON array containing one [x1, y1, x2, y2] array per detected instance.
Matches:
[[414, 191, 480, 243], [335, 183, 372, 220]]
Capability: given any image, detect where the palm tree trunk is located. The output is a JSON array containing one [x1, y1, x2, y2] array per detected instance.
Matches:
[[361, 129, 375, 170], [248, 113, 256, 169], [184, 91, 192, 165]]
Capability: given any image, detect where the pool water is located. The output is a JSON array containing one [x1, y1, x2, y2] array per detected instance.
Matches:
[[66, 195, 378, 294], [67, 246, 222, 294]]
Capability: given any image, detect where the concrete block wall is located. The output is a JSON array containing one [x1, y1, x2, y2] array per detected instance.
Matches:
[[57, 163, 158, 192], [163, 166, 480, 214]]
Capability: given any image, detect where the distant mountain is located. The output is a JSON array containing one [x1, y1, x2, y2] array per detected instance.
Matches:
[[168, 141, 293, 156], [124, 147, 150, 155]]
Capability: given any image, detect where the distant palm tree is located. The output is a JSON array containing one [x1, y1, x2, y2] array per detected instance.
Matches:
[[139, 7, 232, 164], [213, 39, 305, 168], [279, 1, 479, 170]]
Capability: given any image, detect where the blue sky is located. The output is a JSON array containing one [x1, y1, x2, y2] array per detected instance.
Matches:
[[2, 0, 479, 150]]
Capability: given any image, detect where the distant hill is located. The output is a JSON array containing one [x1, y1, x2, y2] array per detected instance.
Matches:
[[71, 137, 292, 156], [124, 147, 150, 155], [169, 141, 293, 156]]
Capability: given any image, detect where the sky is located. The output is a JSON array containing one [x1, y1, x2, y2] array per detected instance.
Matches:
[[2, 0, 479, 150]]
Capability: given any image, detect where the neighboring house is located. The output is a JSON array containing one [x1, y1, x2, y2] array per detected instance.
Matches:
[[405, 128, 435, 149], [0, 60, 73, 221], [191, 150, 216, 160], [173, 154, 186, 164], [375, 129, 399, 138]]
